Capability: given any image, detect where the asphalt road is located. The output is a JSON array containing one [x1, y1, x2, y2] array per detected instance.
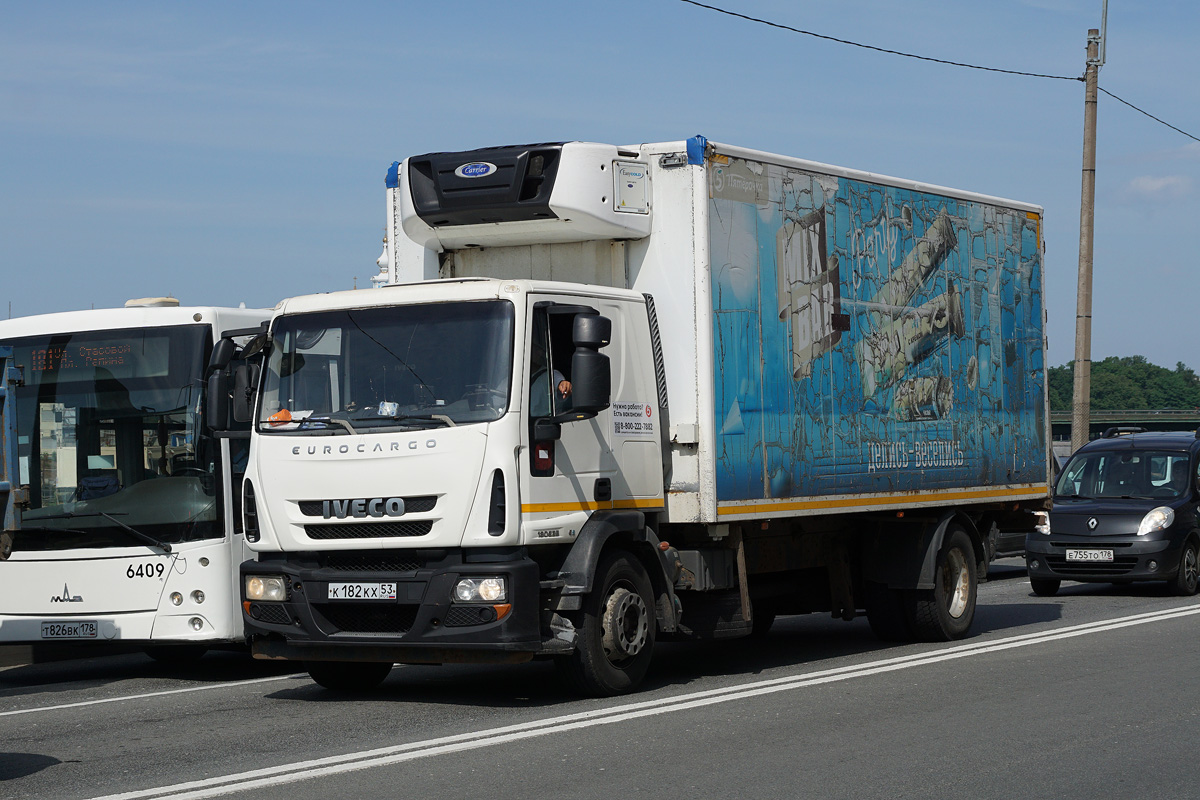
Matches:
[[3, 560, 1198, 800]]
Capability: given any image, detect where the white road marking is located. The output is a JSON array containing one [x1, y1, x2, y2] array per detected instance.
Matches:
[[88, 603, 1200, 800], [0, 673, 306, 717]]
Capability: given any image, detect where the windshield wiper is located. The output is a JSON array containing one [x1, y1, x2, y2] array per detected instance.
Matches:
[[31, 511, 173, 552], [294, 416, 356, 435], [378, 413, 456, 428]]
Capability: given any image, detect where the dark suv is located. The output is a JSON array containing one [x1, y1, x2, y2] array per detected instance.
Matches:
[[1025, 428, 1200, 597]]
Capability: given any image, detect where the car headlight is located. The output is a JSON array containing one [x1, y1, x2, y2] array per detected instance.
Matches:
[[245, 575, 287, 602], [1137, 506, 1175, 536], [1034, 511, 1051, 536], [453, 577, 507, 603]]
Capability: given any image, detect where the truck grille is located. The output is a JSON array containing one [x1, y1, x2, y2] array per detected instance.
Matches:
[[316, 604, 418, 634], [443, 606, 496, 627], [304, 521, 432, 540], [249, 603, 293, 626], [298, 496, 437, 516], [319, 552, 426, 573]]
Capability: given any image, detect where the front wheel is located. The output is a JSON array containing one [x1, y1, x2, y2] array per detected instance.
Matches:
[[1030, 577, 1061, 597], [907, 527, 977, 642], [1171, 539, 1200, 596], [306, 661, 393, 692], [556, 550, 656, 696]]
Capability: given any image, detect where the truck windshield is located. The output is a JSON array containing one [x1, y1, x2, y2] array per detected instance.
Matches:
[[1055, 450, 1192, 501], [258, 300, 513, 432], [6, 325, 219, 551]]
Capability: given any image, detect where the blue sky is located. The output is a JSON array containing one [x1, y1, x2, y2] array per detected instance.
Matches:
[[2, 1, 1197, 370]]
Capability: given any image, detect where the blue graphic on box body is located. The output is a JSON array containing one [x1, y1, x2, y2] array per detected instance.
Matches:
[[709, 157, 1045, 501]]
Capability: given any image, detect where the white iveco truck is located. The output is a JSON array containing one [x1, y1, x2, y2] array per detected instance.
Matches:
[[0, 299, 268, 658], [228, 138, 1049, 694]]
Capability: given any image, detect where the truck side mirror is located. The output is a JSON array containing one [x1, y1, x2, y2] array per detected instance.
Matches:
[[566, 314, 611, 417], [207, 371, 231, 432], [208, 337, 237, 373], [231, 363, 260, 423]]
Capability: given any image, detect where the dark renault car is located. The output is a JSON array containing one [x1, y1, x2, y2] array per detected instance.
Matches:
[[1026, 429, 1200, 597]]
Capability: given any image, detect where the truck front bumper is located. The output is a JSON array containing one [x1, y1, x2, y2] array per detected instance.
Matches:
[[239, 549, 546, 663]]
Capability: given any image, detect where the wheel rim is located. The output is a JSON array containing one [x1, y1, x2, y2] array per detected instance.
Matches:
[[1184, 545, 1198, 589], [601, 584, 649, 662], [943, 548, 970, 619]]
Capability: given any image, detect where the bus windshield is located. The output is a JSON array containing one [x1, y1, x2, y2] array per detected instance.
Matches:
[[257, 300, 514, 433], [7, 325, 219, 551]]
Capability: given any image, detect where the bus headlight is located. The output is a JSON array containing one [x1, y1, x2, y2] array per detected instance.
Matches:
[[245, 575, 287, 602], [453, 577, 507, 603]]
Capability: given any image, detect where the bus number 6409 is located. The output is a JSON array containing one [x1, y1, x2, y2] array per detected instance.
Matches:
[[127, 563, 166, 579]]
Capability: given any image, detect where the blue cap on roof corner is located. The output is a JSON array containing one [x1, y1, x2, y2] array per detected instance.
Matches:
[[386, 161, 400, 188], [686, 135, 707, 166]]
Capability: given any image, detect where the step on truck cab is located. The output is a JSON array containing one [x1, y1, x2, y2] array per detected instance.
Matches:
[[228, 138, 1051, 694], [0, 299, 269, 659]]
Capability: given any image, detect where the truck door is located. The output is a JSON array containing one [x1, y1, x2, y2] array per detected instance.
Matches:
[[520, 296, 664, 540]]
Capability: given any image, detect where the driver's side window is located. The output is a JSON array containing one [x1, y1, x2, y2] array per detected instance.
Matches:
[[529, 310, 552, 418]]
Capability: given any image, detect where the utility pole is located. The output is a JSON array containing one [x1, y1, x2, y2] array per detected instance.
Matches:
[[1071, 18, 1105, 453]]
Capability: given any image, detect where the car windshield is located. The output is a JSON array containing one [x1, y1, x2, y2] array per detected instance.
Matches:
[[1055, 449, 1192, 500], [6, 325, 220, 550], [258, 300, 514, 432]]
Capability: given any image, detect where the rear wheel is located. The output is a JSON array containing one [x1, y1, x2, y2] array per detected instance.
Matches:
[[557, 550, 656, 696], [1029, 577, 1061, 597], [908, 527, 977, 642], [306, 661, 393, 692], [1171, 539, 1200, 596]]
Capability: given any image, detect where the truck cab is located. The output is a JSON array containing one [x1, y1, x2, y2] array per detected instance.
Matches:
[[240, 278, 668, 690]]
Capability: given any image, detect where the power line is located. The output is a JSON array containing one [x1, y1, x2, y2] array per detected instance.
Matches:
[[1098, 87, 1200, 144], [678, 0, 1200, 144], [677, 0, 1081, 82]]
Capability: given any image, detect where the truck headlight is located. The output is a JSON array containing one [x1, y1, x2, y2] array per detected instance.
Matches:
[[1138, 507, 1175, 536], [245, 575, 287, 602], [453, 577, 507, 603], [1034, 511, 1050, 535]]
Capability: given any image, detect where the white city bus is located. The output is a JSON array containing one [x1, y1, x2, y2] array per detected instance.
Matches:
[[0, 299, 268, 660]]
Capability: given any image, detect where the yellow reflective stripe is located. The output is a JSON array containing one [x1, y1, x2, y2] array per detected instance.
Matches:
[[520, 498, 664, 514], [716, 485, 1047, 517]]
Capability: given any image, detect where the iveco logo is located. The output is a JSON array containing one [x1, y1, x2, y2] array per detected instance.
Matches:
[[322, 498, 406, 519], [1087, 517, 1099, 530], [454, 162, 497, 179], [51, 584, 83, 603]]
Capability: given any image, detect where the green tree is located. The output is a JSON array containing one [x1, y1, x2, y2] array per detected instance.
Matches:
[[1047, 356, 1200, 411]]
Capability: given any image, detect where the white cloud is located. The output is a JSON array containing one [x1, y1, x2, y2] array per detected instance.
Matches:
[[1127, 175, 1192, 199]]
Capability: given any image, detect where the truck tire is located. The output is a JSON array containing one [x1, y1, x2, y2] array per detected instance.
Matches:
[[306, 661, 393, 692], [864, 581, 912, 642], [556, 550, 656, 696], [907, 527, 977, 642]]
